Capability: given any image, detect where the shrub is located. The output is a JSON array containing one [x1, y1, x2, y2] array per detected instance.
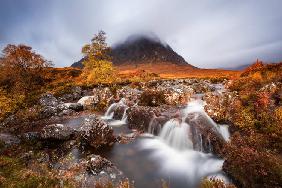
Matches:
[[199, 178, 236, 188], [223, 133, 282, 188]]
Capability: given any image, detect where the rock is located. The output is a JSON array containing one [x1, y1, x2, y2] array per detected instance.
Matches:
[[186, 113, 226, 155], [0, 133, 20, 146], [127, 106, 159, 131], [39, 93, 59, 107], [61, 103, 83, 112], [79, 116, 116, 150], [40, 106, 58, 118], [57, 153, 126, 188], [116, 87, 142, 104], [113, 105, 128, 120], [148, 115, 170, 135], [87, 155, 113, 175], [59, 86, 82, 102], [93, 87, 113, 102], [40, 124, 75, 141], [39, 94, 78, 118], [21, 132, 40, 142], [77, 96, 98, 108], [142, 79, 195, 105]]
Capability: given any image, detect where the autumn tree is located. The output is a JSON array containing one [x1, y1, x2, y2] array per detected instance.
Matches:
[[0, 44, 52, 95], [81, 31, 114, 84], [0, 44, 52, 118]]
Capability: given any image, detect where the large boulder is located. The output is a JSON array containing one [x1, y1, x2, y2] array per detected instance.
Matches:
[[77, 96, 99, 109], [56, 153, 126, 188], [186, 113, 227, 155], [60, 103, 83, 112], [87, 155, 114, 175], [40, 124, 75, 141], [39, 94, 80, 118], [144, 79, 195, 105], [79, 116, 116, 150], [127, 106, 161, 131]]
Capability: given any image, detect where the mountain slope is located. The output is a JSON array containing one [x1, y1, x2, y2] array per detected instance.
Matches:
[[71, 34, 195, 68]]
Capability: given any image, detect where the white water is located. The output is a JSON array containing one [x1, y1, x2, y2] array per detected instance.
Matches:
[[102, 98, 128, 127], [159, 119, 193, 150], [139, 97, 230, 185], [108, 107, 128, 127], [184, 98, 230, 141]]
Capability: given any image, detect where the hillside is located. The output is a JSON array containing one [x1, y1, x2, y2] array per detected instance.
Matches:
[[71, 34, 195, 69]]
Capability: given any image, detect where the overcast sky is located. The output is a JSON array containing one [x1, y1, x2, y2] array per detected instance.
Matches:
[[0, 0, 282, 68]]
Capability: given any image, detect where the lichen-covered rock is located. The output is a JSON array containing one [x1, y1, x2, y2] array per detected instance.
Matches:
[[146, 80, 195, 105], [127, 106, 161, 131], [61, 103, 83, 112], [79, 116, 116, 150], [77, 96, 99, 109], [116, 86, 142, 104], [92, 87, 114, 108], [21, 132, 40, 142], [87, 155, 113, 175], [40, 124, 75, 141], [39, 93, 60, 107], [56, 153, 126, 188]]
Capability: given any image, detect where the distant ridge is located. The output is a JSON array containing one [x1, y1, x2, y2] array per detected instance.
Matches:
[[71, 34, 195, 69]]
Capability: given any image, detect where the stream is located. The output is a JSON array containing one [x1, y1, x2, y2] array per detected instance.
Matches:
[[61, 92, 230, 188]]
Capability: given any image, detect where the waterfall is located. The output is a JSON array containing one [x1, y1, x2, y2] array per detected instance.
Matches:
[[101, 98, 128, 127], [108, 107, 129, 127], [102, 98, 127, 120], [144, 98, 230, 152], [102, 103, 116, 120], [159, 119, 193, 150], [121, 107, 128, 122], [184, 98, 230, 141], [139, 97, 230, 185]]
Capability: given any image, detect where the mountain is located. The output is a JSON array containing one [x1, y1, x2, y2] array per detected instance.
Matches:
[[71, 34, 195, 68], [218, 64, 251, 70]]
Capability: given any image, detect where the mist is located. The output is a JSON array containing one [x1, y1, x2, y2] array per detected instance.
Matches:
[[1, 0, 282, 68]]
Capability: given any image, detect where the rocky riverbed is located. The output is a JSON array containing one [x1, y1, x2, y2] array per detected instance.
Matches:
[[0, 78, 236, 188]]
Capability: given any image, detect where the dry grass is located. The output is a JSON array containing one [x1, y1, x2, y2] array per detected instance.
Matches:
[[116, 62, 241, 79]]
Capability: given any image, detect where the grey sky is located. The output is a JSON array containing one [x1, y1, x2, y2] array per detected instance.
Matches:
[[0, 0, 282, 68]]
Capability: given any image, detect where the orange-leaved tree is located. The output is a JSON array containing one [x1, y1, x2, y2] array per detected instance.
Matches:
[[81, 31, 115, 84], [0, 44, 52, 117]]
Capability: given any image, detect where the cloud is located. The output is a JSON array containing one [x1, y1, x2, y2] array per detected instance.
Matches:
[[0, 0, 282, 68]]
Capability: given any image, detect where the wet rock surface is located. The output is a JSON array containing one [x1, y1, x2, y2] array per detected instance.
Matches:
[[40, 124, 75, 141], [79, 116, 116, 150], [87, 155, 114, 174], [186, 113, 226, 155], [127, 106, 159, 131], [0, 133, 20, 146]]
